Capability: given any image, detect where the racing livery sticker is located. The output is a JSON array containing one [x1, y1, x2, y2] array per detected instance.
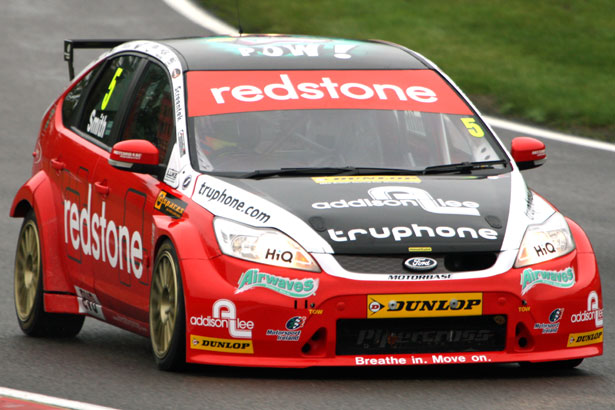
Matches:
[[86, 110, 108, 138], [312, 176, 421, 185], [313, 186, 481, 216], [190, 335, 254, 354], [235, 269, 318, 298], [190, 299, 253, 339], [367, 293, 482, 318], [567, 329, 603, 348], [164, 168, 179, 185], [328, 224, 498, 242], [154, 191, 187, 219], [266, 316, 306, 341], [387, 273, 452, 281], [64, 184, 144, 279], [187, 70, 472, 116], [571, 291, 603, 328], [192, 174, 334, 254], [354, 353, 492, 366], [211, 37, 361, 59], [533, 308, 564, 334], [520, 267, 575, 296], [75, 286, 105, 320]]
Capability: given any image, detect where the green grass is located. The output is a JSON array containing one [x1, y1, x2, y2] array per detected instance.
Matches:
[[200, 0, 615, 141]]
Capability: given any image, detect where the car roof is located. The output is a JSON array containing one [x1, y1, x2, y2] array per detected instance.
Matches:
[[158, 35, 430, 71]]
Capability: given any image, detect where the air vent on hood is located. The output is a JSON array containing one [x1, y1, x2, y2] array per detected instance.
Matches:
[[334, 253, 498, 274]]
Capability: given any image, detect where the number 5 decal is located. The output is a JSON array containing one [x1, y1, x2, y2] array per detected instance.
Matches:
[[101, 67, 124, 110], [461, 117, 484, 138]]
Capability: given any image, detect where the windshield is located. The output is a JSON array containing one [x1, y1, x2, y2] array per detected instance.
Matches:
[[191, 110, 505, 173], [186, 69, 508, 175]]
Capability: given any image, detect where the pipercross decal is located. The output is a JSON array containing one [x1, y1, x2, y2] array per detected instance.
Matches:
[[367, 293, 482, 318], [154, 191, 187, 219], [63, 184, 143, 278], [520, 268, 575, 296], [187, 70, 472, 116], [313, 186, 480, 216], [235, 269, 318, 298]]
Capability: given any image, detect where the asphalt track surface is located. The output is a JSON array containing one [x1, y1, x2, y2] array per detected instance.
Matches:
[[1, 1, 614, 409]]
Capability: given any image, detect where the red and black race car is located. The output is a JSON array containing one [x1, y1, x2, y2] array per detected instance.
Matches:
[[11, 35, 602, 370]]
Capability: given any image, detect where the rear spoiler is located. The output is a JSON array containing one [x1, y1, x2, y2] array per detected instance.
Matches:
[[63, 39, 133, 80]]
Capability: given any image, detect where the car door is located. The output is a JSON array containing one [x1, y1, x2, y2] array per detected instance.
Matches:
[[90, 60, 175, 322], [55, 54, 144, 319]]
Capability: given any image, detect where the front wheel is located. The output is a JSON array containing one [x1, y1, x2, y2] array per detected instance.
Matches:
[[14, 210, 84, 337], [149, 240, 186, 371]]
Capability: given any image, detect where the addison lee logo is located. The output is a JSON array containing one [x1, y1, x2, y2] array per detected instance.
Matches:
[[404, 257, 437, 272], [313, 186, 480, 216]]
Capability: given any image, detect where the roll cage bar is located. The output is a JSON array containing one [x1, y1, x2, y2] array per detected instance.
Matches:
[[64, 39, 134, 80]]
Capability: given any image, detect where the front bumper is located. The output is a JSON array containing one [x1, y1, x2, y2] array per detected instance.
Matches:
[[181, 250, 603, 368]]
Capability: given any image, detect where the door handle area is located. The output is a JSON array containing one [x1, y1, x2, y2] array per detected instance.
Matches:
[[94, 181, 110, 196], [50, 158, 65, 171]]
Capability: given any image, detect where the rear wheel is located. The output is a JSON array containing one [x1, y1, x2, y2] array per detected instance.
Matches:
[[150, 240, 185, 371], [14, 210, 84, 337]]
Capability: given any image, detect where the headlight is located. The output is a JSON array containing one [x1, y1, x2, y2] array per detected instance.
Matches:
[[514, 212, 575, 268], [213, 218, 321, 272]]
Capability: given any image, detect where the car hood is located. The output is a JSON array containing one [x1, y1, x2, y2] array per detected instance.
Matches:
[[191, 173, 520, 254]]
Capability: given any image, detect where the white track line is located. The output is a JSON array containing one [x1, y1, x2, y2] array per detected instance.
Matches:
[[162, 0, 239, 35], [0, 387, 119, 410], [484, 115, 615, 152], [164, 1, 615, 153]]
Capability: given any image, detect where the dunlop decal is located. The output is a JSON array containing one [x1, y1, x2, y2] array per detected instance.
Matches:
[[190, 335, 254, 354], [567, 329, 603, 348], [367, 293, 483, 318]]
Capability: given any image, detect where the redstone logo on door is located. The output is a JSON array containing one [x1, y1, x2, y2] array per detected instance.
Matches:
[[187, 69, 472, 116]]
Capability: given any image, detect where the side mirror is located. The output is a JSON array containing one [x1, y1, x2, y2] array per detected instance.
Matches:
[[511, 137, 546, 170], [109, 139, 160, 175]]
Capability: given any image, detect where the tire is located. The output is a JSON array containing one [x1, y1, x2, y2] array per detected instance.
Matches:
[[14, 210, 84, 337], [149, 240, 186, 371]]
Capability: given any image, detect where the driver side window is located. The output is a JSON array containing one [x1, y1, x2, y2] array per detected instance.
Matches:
[[77, 55, 141, 146], [120, 62, 174, 165]]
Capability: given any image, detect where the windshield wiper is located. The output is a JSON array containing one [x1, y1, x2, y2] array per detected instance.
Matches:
[[239, 166, 422, 179], [422, 160, 508, 175]]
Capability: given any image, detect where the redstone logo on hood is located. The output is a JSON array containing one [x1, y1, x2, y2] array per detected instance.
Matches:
[[187, 70, 472, 116]]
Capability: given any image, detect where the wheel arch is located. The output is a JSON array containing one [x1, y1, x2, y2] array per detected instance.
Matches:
[[11, 171, 75, 295]]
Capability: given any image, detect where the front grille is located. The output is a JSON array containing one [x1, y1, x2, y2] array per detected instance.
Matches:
[[336, 315, 507, 355], [334, 253, 498, 274]]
